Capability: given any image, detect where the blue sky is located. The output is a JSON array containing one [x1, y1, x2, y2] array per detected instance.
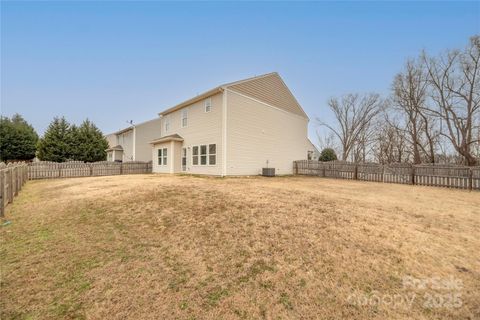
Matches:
[[1, 1, 479, 142]]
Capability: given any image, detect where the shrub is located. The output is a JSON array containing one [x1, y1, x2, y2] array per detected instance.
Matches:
[[319, 148, 337, 162]]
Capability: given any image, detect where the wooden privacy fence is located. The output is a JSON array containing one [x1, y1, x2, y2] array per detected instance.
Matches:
[[0, 162, 29, 217], [294, 160, 480, 191], [28, 161, 152, 180]]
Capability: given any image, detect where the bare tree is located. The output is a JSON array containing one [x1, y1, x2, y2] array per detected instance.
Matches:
[[422, 35, 480, 166], [317, 93, 384, 161], [372, 114, 409, 164], [392, 59, 439, 164], [351, 116, 378, 162], [316, 131, 339, 152]]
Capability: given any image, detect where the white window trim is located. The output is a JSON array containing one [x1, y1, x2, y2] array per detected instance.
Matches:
[[157, 148, 168, 166], [181, 147, 187, 171], [181, 108, 188, 128], [164, 116, 170, 133], [191, 143, 217, 166], [192, 146, 199, 166], [205, 98, 212, 113], [208, 144, 217, 166]]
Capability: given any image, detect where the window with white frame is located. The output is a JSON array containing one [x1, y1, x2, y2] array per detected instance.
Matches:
[[192, 146, 199, 165], [200, 145, 207, 165], [164, 116, 170, 133], [205, 98, 212, 112], [157, 148, 167, 165], [208, 144, 216, 165], [191, 144, 216, 166], [181, 108, 188, 127]]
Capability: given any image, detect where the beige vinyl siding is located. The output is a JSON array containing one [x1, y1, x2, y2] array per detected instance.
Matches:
[[152, 142, 171, 173], [226, 90, 309, 175], [134, 118, 162, 161], [117, 130, 134, 162], [160, 92, 223, 175], [172, 141, 183, 173], [105, 134, 116, 148], [228, 73, 308, 119]]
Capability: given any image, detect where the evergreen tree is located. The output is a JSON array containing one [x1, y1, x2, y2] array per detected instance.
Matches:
[[319, 148, 338, 162], [37, 117, 74, 162], [0, 114, 38, 161], [69, 124, 80, 160], [73, 119, 108, 162]]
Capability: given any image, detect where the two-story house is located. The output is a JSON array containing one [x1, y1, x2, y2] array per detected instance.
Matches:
[[105, 118, 162, 162], [150, 72, 313, 175]]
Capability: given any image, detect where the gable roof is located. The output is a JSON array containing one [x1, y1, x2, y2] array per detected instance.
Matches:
[[158, 72, 309, 119], [227, 73, 309, 119], [106, 145, 123, 151], [108, 118, 162, 136], [150, 133, 184, 145], [113, 126, 134, 135]]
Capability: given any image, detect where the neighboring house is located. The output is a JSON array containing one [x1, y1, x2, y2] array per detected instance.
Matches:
[[105, 118, 162, 162], [307, 139, 321, 160], [151, 72, 312, 175]]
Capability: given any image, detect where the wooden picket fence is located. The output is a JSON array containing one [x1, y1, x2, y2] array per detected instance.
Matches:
[[0, 162, 29, 217], [293, 160, 480, 191], [0, 161, 152, 217], [28, 161, 152, 180]]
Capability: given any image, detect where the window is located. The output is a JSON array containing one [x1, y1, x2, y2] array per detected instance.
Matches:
[[157, 148, 168, 165], [192, 146, 199, 165], [182, 148, 187, 171], [164, 116, 170, 133], [181, 108, 188, 127], [191, 144, 216, 166], [200, 145, 207, 165], [209, 144, 216, 165], [205, 98, 212, 112]]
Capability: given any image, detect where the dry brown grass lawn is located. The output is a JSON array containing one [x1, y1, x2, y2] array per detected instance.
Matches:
[[1, 174, 479, 319]]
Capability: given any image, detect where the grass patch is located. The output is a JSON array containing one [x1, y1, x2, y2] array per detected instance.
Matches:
[[1, 174, 479, 319]]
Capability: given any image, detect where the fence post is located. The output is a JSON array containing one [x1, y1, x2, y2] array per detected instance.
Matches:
[[12, 167, 17, 196], [89, 164, 93, 176], [0, 170, 4, 218], [9, 167, 14, 203], [354, 163, 358, 180], [120, 163, 123, 175], [468, 168, 473, 191], [15, 166, 19, 195], [411, 165, 415, 185]]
